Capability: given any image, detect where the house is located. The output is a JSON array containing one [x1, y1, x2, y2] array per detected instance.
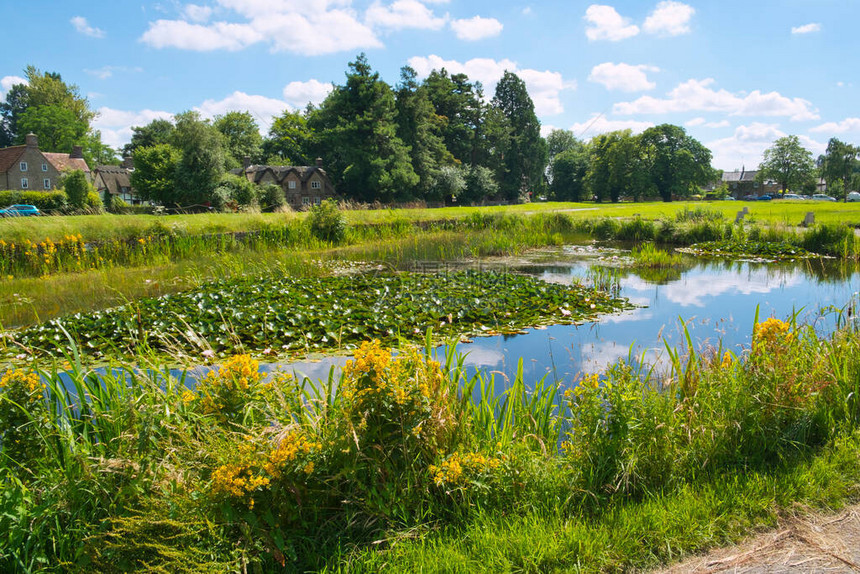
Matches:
[[0, 133, 90, 191], [718, 167, 780, 198], [231, 158, 336, 210], [92, 158, 143, 205]]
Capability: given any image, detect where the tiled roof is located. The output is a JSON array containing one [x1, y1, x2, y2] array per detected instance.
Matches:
[[0, 145, 26, 173], [43, 152, 90, 173]]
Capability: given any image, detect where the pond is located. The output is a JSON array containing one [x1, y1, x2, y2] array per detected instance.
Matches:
[[277, 244, 860, 391]]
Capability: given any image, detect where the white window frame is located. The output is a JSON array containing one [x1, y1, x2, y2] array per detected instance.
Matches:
[[314, 196, 321, 205], [311, 180, 321, 190], [20, 161, 28, 172], [42, 163, 48, 172], [288, 180, 297, 189], [21, 177, 28, 189], [302, 196, 310, 206], [44, 178, 51, 189]]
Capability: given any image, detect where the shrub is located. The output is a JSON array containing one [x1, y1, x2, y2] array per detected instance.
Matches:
[[86, 191, 104, 212], [213, 174, 259, 210], [308, 199, 346, 243], [62, 169, 91, 209], [260, 183, 285, 212], [0, 190, 67, 211]]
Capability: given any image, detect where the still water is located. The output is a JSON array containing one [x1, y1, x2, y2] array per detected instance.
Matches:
[[277, 245, 860, 387]]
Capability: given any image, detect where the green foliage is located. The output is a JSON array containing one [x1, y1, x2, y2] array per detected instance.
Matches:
[[259, 183, 286, 212], [18, 104, 88, 152], [213, 173, 258, 210], [308, 198, 346, 243], [62, 169, 91, 209], [131, 143, 181, 204], [800, 223, 858, 257], [631, 243, 684, 268], [263, 109, 314, 166], [461, 165, 499, 204], [819, 138, 860, 200], [674, 206, 725, 223], [121, 118, 175, 158], [640, 124, 714, 202], [685, 239, 814, 260], [758, 135, 815, 194], [430, 165, 465, 202], [551, 144, 589, 201], [171, 111, 227, 207], [214, 111, 263, 169], [0, 189, 66, 211]]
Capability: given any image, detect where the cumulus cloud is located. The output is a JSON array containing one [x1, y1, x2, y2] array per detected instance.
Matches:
[[810, 117, 860, 134], [569, 113, 654, 139], [584, 5, 639, 42], [450, 16, 503, 41], [642, 1, 694, 36], [194, 91, 291, 130], [685, 117, 729, 128], [366, 0, 447, 31], [613, 78, 819, 121], [407, 55, 575, 116], [92, 107, 174, 149], [141, 1, 381, 56], [1, 75, 27, 99], [792, 22, 821, 35], [282, 79, 334, 108], [589, 62, 658, 92], [71, 16, 106, 38], [706, 122, 825, 170], [184, 4, 214, 22]]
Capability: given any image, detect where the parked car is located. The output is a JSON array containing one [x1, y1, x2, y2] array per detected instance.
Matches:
[[720, 195, 735, 201], [812, 194, 836, 202], [782, 193, 805, 200], [847, 192, 860, 202], [0, 204, 41, 217], [757, 195, 773, 201], [741, 194, 759, 201]]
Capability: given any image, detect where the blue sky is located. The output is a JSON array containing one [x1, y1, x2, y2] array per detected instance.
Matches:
[[1, 0, 858, 169]]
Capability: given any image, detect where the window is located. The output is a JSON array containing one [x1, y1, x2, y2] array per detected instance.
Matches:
[[21, 177, 28, 189], [20, 161, 28, 172], [288, 180, 297, 189], [311, 180, 321, 189], [43, 179, 51, 189], [314, 196, 321, 205], [42, 163, 48, 172], [302, 196, 310, 206]]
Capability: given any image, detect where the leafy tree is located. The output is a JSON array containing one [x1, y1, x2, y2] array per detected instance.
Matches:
[[310, 54, 418, 202], [586, 131, 625, 202], [461, 165, 499, 204], [17, 104, 88, 152], [131, 144, 181, 204], [264, 109, 314, 165], [757, 135, 814, 195], [62, 169, 91, 209], [551, 145, 590, 201], [819, 138, 860, 201], [82, 131, 119, 166], [214, 111, 263, 169], [546, 129, 581, 161], [430, 166, 466, 202], [121, 119, 176, 157], [171, 111, 227, 206], [490, 71, 547, 201], [639, 124, 713, 202]]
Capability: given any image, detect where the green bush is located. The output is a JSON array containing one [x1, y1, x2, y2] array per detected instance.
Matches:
[[62, 169, 92, 209], [260, 183, 286, 212], [308, 199, 346, 243], [801, 223, 858, 257], [213, 174, 258, 209], [0, 190, 67, 211]]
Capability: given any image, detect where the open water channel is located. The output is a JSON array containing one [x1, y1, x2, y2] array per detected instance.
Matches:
[[274, 244, 860, 390]]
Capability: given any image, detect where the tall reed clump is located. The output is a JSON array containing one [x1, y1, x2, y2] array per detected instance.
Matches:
[[800, 223, 860, 259]]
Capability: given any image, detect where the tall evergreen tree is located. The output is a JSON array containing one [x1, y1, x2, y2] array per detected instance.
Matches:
[[310, 54, 417, 202], [422, 70, 484, 167]]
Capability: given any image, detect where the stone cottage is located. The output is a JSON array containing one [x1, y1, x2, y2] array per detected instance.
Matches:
[[0, 134, 90, 191], [231, 158, 336, 210]]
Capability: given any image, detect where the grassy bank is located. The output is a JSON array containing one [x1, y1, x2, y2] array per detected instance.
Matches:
[[2, 311, 860, 572]]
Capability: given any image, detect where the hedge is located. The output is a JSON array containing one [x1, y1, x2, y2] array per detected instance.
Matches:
[[0, 190, 68, 211]]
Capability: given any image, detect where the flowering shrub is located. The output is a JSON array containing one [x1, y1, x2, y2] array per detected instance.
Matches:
[[0, 369, 45, 464], [189, 355, 271, 423], [429, 451, 504, 487]]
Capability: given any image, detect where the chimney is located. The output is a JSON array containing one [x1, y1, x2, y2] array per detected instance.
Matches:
[[25, 133, 38, 148], [243, 156, 251, 169], [315, 157, 323, 168], [122, 156, 134, 170], [70, 146, 84, 159]]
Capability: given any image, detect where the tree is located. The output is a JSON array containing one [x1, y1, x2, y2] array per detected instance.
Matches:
[[131, 144, 181, 204], [430, 166, 466, 203], [422, 69, 484, 166], [819, 138, 860, 201], [310, 54, 418, 202], [122, 119, 176, 157], [17, 104, 88, 152], [461, 165, 499, 204], [214, 111, 263, 169], [263, 109, 314, 165], [758, 135, 814, 195], [490, 71, 547, 201], [63, 169, 91, 209], [639, 124, 713, 202], [551, 146, 590, 201], [171, 111, 227, 206]]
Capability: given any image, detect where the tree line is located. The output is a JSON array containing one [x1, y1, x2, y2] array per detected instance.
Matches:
[[3, 57, 858, 208]]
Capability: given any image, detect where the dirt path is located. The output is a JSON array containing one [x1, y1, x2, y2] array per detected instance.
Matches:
[[656, 504, 860, 573]]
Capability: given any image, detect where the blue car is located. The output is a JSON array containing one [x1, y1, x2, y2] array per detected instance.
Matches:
[[757, 195, 773, 201], [0, 204, 41, 217]]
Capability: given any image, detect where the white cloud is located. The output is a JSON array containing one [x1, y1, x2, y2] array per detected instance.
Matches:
[[584, 5, 639, 42], [141, 1, 381, 56], [408, 55, 574, 116], [706, 122, 825, 170], [366, 0, 447, 30], [84, 66, 144, 80], [792, 22, 821, 35], [613, 78, 819, 121], [642, 1, 694, 36], [194, 91, 290, 130], [184, 4, 214, 22], [282, 79, 334, 108], [570, 113, 654, 139], [450, 16, 503, 41], [1, 75, 27, 99], [810, 117, 860, 134], [71, 16, 106, 38], [589, 62, 658, 92], [685, 117, 730, 128], [92, 107, 174, 149]]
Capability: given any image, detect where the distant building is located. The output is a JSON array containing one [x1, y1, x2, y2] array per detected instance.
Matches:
[[717, 167, 781, 198], [231, 157, 336, 210], [0, 133, 90, 191], [92, 158, 143, 205]]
